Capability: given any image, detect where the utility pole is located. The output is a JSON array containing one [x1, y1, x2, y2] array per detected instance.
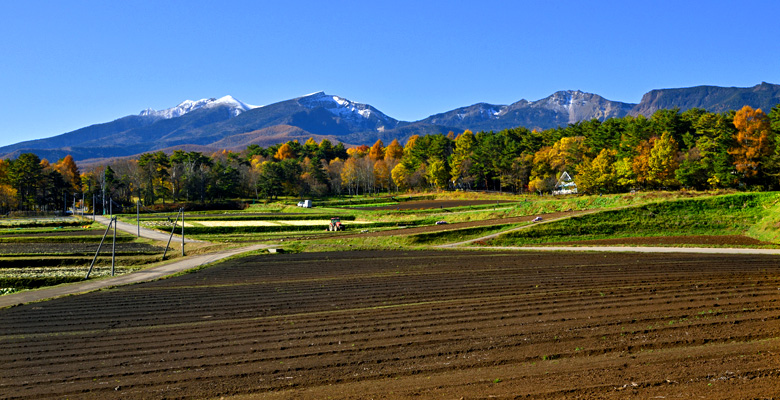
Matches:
[[181, 207, 184, 256], [102, 168, 106, 215], [137, 200, 140, 237], [111, 216, 116, 276]]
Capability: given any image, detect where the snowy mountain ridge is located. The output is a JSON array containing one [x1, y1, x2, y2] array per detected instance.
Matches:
[[3, 82, 778, 164], [296, 91, 398, 131], [139, 95, 259, 119]]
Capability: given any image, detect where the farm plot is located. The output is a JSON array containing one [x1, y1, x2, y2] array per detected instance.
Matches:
[[1, 250, 779, 399], [351, 199, 518, 210], [0, 221, 169, 291], [190, 220, 374, 227]]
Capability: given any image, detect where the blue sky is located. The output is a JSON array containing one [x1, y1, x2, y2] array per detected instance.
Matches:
[[2, 0, 779, 148]]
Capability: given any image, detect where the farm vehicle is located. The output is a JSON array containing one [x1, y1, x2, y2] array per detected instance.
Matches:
[[327, 217, 345, 231]]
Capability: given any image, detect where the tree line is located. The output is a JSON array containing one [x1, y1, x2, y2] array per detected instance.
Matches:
[[1, 104, 779, 213]]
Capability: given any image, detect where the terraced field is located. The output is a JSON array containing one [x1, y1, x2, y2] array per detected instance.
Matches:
[[1, 250, 779, 399]]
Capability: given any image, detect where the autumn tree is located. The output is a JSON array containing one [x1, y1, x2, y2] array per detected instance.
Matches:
[[391, 163, 411, 191], [341, 157, 360, 195], [368, 139, 385, 161], [384, 139, 404, 161], [373, 160, 390, 192], [274, 143, 296, 160], [647, 131, 680, 188], [0, 160, 15, 212], [631, 138, 654, 188], [729, 105, 772, 185], [576, 149, 618, 194], [53, 155, 81, 192]]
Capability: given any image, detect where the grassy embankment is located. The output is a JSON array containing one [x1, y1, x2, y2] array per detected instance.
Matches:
[[486, 192, 780, 247]]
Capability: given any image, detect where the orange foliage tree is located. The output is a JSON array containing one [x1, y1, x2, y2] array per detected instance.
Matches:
[[729, 105, 772, 179], [274, 143, 295, 160], [368, 140, 385, 161]]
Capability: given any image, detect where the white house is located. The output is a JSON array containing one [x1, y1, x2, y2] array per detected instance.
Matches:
[[552, 171, 578, 195]]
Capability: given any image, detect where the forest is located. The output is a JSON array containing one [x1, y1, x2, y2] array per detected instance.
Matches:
[[1, 104, 779, 214]]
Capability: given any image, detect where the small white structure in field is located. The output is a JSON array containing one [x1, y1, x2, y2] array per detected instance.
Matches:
[[297, 200, 312, 208], [553, 171, 578, 195]]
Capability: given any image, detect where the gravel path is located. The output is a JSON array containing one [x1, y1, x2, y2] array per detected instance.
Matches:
[[94, 215, 202, 243]]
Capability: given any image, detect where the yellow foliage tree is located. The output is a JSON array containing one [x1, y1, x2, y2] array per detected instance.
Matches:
[[341, 157, 359, 194], [647, 131, 679, 187], [384, 139, 404, 161], [274, 143, 295, 160], [576, 149, 618, 194], [631, 138, 655, 187], [0, 184, 18, 212], [391, 163, 410, 190]]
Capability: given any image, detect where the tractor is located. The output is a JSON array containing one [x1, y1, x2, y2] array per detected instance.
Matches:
[[327, 217, 345, 231]]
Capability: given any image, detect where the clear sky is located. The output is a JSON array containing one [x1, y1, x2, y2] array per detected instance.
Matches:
[[2, 0, 779, 148]]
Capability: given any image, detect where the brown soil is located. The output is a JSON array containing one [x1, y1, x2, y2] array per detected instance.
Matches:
[[1, 250, 779, 399], [353, 199, 518, 210], [0, 229, 105, 238], [0, 242, 165, 255], [543, 235, 776, 247]]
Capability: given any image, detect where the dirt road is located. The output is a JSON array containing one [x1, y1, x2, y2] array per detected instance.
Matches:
[[94, 215, 202, 243]]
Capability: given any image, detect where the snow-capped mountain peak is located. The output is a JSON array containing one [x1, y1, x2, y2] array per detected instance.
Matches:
[[295, 92, 398, 130], [139, 96, 260, 119]]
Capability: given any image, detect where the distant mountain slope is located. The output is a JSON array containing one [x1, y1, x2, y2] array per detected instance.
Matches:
[[421, 91, 635, 132], [631, 82, 780, 115], [2, 83, 779, 163], [208, 125, 356, 149]]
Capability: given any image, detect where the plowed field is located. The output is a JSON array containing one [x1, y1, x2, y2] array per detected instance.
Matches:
[[1, 250, 779, 399]]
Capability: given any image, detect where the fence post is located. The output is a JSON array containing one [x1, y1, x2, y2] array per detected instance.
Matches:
[[111, 216, 116, 276]]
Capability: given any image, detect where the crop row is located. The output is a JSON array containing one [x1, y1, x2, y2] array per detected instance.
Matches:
[[153, 220, 427, 234], [1, 250, 778, 399], [132, 214, 359, 222]]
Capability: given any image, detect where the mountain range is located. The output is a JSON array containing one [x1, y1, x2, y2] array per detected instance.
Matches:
[[2, 83, 779, 164]]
